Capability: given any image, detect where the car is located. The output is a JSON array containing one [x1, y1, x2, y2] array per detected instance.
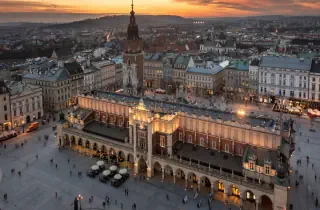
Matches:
[[99, 175, 108, 183], [87, 170, 96, 178]]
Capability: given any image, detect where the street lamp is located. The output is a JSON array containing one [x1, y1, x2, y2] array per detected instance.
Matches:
[[77, 194, 83, 210], [21, 119, 25, 133]]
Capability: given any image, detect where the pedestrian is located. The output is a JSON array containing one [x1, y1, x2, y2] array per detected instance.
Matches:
[[133, 202, 136, 209], [4, 144, 6, 149], [55, 192, 57, 198], [68, 159, 70, 163], [312, 164, 314, 169], [316, 197, 318, 207], [307, 139, 309, 143], [70, 171, 72, 176], [121, 202, 123, 209], [4, 193, 7, 201], [91, 195, 93, 201], [315, 175, 317, 181], [55, 164, 57, 168], [166, 193, 169, 200], [73, 164, 75, 168], [18, 171, 21, 176], [115, 199, 117, 205], [102, 201, 106, 207], [36, 155, 38, 159]]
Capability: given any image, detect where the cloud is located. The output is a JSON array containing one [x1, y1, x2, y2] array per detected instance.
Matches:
[[0, 0, 75, 12], [172, 0, 320, 15]]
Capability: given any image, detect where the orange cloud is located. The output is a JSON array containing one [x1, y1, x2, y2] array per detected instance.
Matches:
[[0, 0, 319, 17]]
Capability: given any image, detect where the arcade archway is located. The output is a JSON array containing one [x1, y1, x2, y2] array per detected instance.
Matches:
[[243, 190, 256, 210], [259, 195, 273, 210], [138, 158, 147, 175]]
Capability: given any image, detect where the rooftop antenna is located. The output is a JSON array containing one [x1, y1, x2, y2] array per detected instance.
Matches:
[[131, 0, 134, 11]]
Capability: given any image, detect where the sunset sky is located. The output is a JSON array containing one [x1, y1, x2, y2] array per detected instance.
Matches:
[[1, 0, 320, 17]]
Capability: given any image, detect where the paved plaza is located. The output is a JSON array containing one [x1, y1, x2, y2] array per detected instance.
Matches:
[[0, 125, 240, 210], [0, 105, 320, 210]]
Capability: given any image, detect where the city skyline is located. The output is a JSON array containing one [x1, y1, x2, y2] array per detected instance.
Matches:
[[1, 0, 320, 19]]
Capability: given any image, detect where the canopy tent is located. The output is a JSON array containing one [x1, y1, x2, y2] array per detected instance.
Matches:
[[114, 174, 122, 180], [91, 165, 99, 170], [103, 170, 111, 176], [110, 165, 118, 171], [119, 168, 127, 175], [97, 161, 105, 166]]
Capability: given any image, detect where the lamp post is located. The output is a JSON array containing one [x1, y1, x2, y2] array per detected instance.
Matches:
[[77, 194, 83, 210], [21, 118, 25, 133]]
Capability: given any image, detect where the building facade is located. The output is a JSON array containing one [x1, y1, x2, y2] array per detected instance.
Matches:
[[10, 83, 43, 128], [143, 53, 164, 89], [248, 59, 259, 100], [57, 91, 290, 210], [308, 59, 320, 107], [224, 60, 249, 101], [122, 3, 144, 85], [23, 59, 84, 111], [258, 56, 312, 104], [0, 81, 11, 132]]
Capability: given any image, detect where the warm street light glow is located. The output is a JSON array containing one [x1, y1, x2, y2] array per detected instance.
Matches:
[[237, 110, 246, 117], [77, 194, 83, 200]]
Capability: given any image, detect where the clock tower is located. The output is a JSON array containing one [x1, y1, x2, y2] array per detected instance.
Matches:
[[122, 0, 144, 95]]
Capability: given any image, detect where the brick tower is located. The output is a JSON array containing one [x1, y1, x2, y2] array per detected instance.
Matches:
[[122, 0, 144, 92]]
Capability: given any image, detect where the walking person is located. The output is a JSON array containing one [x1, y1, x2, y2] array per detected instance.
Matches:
[[55, 192, 57, 198], [121, 202, 123, 209], [55, 164, 57, 169]]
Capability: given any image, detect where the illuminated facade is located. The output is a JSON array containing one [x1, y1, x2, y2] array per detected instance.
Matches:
[[57, 91, 291, 210]]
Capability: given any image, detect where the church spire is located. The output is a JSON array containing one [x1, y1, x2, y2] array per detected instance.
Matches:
[[127, 0, 139, 40], [131, 0, 134, 12]]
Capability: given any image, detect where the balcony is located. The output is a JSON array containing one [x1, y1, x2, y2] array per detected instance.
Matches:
[[153, 154, 274, 194]]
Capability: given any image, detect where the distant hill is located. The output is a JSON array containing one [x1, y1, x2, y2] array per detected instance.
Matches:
[[48, 15, 194, 30]]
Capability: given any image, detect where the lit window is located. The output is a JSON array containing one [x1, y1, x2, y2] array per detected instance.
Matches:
[[160, 135, 165, 147], [200, 138, 204, 146], [249, 161, 255, 171], [188, 135, 192, 143]]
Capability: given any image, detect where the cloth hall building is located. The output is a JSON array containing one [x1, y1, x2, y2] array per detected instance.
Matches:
[[57, 90, 291, 210]]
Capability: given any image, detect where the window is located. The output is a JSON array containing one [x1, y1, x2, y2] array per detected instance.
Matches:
[[179, 133, 183, 141], [19, 107, 23, 115], [265, 165, 271, 175], [312, 84, 316, 91], [13, 109, 16, 117], [212, 141, 216, 149], [160, 135, 165, 147], [188, 135, 192, 143], [3, 96, 6, 101], [225, 144, 229, 153], [4, 105, 7, 111], [200, 138, 204, 146], [249, 161, 255, 170], [4, 114, 7, 121], [118, 120, 123, 127]]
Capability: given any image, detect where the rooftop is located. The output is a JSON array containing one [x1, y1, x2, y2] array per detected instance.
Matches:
[[83, 121, 129, 142], [310, 59, 320, 74], [89, 91, 277, 131], [260, 56, 312, 71], [173, 142, 243, 174]]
